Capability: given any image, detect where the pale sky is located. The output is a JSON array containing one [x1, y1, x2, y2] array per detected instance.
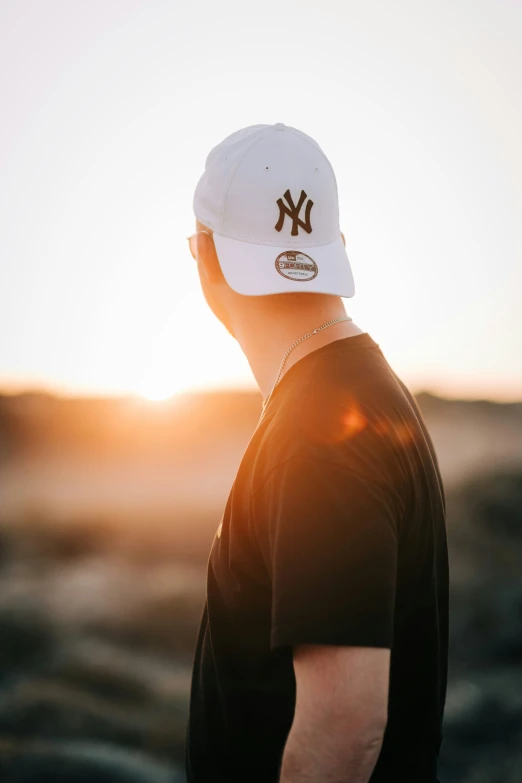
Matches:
[[1, 0, 521, 401]]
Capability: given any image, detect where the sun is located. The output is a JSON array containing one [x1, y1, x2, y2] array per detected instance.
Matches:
[[136, 381, 178, 402], [141, 389, 173, 402]]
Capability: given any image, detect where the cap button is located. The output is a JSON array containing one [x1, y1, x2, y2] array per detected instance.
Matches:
[[273, 123, 286, 131]]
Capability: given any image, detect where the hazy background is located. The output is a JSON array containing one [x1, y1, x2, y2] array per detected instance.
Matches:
[[1, 1, 522, 782]]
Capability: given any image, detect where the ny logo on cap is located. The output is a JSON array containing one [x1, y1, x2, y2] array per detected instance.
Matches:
[[275, 189, 314, 236]]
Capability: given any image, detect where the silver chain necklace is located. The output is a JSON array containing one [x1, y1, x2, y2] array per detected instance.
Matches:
[[260, 315, 353, 419]]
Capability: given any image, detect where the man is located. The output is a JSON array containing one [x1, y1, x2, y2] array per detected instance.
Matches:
[[184, 123, 449, 783]]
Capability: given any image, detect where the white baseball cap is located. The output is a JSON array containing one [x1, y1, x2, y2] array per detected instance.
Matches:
[[193, 123, 355, 298]]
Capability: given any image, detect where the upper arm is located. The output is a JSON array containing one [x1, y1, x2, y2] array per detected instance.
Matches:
[[253, 455, 398, 653], [292, 644, 390, 733]]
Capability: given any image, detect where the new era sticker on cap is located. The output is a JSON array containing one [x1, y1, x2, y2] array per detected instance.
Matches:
[[275, 251, 318, 282]]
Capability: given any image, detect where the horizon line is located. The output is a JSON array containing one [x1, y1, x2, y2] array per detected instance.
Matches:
[[0, 382, 521, 407]]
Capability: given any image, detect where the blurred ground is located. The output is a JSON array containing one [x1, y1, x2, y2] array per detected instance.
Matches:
[[0, 389, 521, 782]]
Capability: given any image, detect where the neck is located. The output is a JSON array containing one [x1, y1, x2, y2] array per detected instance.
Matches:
[[231, 296, 364, 400]]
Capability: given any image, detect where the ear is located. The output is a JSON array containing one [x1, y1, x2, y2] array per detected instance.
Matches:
[[197, 232, 225, 285]]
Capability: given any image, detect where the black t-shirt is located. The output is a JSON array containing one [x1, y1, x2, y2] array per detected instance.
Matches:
[[185, 333, 449, 783]]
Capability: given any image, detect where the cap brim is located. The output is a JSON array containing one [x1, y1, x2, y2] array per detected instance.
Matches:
[[212, 234, 355, 298]]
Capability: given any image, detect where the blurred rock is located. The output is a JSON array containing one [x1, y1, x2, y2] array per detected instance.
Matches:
[[441, 468, 522, 782], [0, 739, 183, 783]]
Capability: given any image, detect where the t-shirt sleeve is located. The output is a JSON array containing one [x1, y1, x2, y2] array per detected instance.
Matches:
[[252, 456, 398, 652]]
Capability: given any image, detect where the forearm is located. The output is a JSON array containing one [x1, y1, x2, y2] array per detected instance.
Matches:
[[278, 716, 384, 783]]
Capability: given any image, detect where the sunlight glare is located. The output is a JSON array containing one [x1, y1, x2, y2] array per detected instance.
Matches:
[[138, 383, 176, 402]]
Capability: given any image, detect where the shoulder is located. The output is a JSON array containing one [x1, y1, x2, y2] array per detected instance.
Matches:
[[254, 398, 413, 491], [247, 362, 422, 514]]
